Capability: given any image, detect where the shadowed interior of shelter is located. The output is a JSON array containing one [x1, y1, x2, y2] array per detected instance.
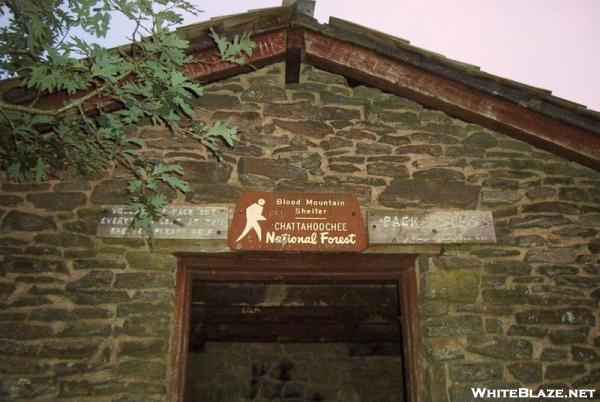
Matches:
[[184, 281, 405, 401]]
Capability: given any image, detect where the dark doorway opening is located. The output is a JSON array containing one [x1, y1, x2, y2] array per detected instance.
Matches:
[[186, 281, 404, 401], [171, 254, 423, 402]]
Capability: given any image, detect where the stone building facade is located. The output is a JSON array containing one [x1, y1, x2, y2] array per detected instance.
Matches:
[[1, 4, 600, 402]]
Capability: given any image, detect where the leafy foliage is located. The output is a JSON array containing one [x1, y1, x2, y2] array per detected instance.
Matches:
[[0, 0, 251, 235], [209, 28, 255, 65]]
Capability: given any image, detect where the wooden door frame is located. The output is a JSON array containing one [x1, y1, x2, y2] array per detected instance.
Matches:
[[168, 253, 425, 402]]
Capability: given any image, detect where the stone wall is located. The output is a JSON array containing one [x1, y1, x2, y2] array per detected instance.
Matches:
[[0, 62, 599, 401], [185, 343, 403, 401]]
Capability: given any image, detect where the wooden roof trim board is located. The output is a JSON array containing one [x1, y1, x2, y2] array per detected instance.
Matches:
[[203, 7, 600, 131], [176, 9, 600, 131], [159, 8, 600, 169], [183, 29, 288, 82], [303, 30, 599, 170], [3, 4, 599, 169], [315, 17, 600, 131], [6, 29, 289, 114]]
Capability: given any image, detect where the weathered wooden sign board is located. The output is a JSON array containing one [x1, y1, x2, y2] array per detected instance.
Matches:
[[228, 192, 367, 252], [368, 210, 496, 244], [96, 205, 228, 239]]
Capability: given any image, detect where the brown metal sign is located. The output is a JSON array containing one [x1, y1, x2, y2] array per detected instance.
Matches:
[[228, 192, 366, 252]]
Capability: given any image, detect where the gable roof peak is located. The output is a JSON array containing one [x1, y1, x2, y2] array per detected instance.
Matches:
[[282, 0, 316, 17]]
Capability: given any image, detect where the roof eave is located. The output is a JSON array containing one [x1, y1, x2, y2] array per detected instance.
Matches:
[[2, 5, 599, 170]]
